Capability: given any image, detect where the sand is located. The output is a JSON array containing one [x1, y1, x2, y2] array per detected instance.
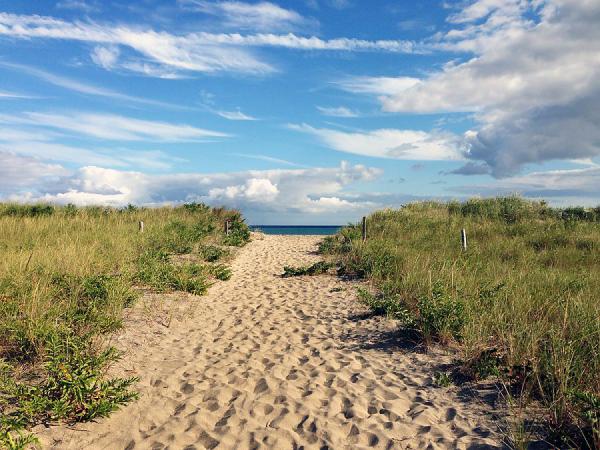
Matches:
[[37, 234, 503, 449]]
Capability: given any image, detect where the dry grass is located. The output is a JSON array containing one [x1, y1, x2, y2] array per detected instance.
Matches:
[[321, 197, 600, 448]]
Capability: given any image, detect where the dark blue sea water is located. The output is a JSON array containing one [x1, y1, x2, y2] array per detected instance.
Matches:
[[250, 225, 342, 235]]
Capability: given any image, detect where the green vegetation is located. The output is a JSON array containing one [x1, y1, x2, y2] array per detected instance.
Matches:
[[321, 197, 600, 447], [0, 202, 250, 447], [282, 261, 334, 277]]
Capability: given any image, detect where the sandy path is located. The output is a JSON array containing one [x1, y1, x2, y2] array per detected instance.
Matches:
[[38, 234, 502, 449]]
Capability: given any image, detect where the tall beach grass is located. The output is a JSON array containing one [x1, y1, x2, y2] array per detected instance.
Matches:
[[321, 197, 599, 447], [0, 203, 250, 448]]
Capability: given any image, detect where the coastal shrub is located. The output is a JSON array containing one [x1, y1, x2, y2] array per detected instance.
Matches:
[[208, 264, 232, 281], [323, 197, 600, 446], [416, 284, 465, 344], [282, 261, 333, 277], [356, 288, 414, 324], [223, 216, 251, 247], [0, 335, 137, 440], [200, 245, 227, 262], [0, 204, 54, 218]]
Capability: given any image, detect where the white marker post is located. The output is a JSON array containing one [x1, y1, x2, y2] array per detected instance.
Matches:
[[139, 221, 144, 233], [461, 228, 467, 251], [362, 216, 367, 243]]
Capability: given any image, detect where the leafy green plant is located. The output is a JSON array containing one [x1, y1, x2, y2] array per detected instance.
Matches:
[[416, 284, 465, 343], [200, 245, 226, 262], [223, 218, 251, 247], [208, 264, 232, 281], [433, 371, 452, 387], [282, 261, 333, 277], [1, 335, 137, 448]]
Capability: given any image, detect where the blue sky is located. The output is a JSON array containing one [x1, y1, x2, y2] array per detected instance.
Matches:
[[1, 0, 599, 224]]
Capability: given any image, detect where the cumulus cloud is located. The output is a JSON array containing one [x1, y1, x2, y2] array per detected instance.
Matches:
[[0, 161, 382, 222], [0, 151, 68, 192], [453, 166, 600, 206], [444, 162, 490, 176], [290, 124, 464, 160], [0, 12, 416, 76], [343, 1, 600, 176]]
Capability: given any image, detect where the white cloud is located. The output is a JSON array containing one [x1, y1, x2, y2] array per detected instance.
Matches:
[[232, 153, 302, 167], [1, 62, 186, 109], [316, 106, 358, 118], [90, 46, 120, 70], [55, 0, 100, 13], [0, 111, 229, 142], [216, 109, 258, 120], [454, 166, 600, 206], [183, 1, 313, 32], [359, 0, 600, 176], [0, 123, 186, 170], [0, 151, 68, 192], [1, 161, 382, 222], [0, 13, 416, 76], [290, 124, 464, 161], [335, 76, 421, 96], [0, 90, 37, 99]]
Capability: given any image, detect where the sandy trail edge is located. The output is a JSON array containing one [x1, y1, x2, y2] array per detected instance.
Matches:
[[37, 234, 503, 449]]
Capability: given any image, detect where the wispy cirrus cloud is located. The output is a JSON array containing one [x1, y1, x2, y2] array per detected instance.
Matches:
[[290, 123, 463, 161], [0, 62, 188, 109], [181, 1, 315, 32], [334, 76, 421, 96], [216, 109, 258, 121], [232, 153, 303, 167], [316, 106, 358, 118], [0, 90, 38, 99], [0, 12, 417, 77], [0, 111, 229, 142]]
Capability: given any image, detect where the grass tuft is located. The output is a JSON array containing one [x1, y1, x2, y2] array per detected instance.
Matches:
[[323, 197, 600, 447]]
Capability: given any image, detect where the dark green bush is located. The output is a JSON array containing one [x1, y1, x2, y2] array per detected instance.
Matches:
[[200, 245, 226, 262], [0, 334, 137, 444], [282, 261, 333, 277], [223, 218, 251, 247], [416, 284, 465, 343]]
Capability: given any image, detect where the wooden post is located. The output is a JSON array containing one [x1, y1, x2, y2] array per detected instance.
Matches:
[[139, 221, 144, 233], [362, 216, 367, 243], [461, 228, 467, 251], [225, 220, 231, 235]]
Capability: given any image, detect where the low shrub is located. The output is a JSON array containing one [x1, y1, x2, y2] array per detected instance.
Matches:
[[282, 261, 333, 277], [0, 335, 137, 446], [223, 218, 251, 247], [200, 245, 227, 262]]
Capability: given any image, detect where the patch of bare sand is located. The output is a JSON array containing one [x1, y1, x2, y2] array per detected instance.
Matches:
[[37, 234, 503, 449]]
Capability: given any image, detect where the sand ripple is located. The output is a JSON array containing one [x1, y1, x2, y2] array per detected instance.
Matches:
[[38, 234, 502, 449]]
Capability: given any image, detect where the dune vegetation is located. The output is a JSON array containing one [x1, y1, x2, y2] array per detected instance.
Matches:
[[0, 203, 250, 449], [320, 197, 600, 448]]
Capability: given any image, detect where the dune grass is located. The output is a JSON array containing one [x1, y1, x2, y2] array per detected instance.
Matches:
[[321, 197, 599, 448], [0, 203, 250, 448]]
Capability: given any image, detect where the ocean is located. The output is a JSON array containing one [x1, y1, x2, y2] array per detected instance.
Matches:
[[250, 225, 342, 235]]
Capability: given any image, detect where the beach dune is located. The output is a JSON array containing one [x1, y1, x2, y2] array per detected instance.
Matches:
[[38, 234, 501, 449]]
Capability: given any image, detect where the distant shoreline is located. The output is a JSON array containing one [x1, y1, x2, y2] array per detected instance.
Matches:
[[250, 225, 342, 235]]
